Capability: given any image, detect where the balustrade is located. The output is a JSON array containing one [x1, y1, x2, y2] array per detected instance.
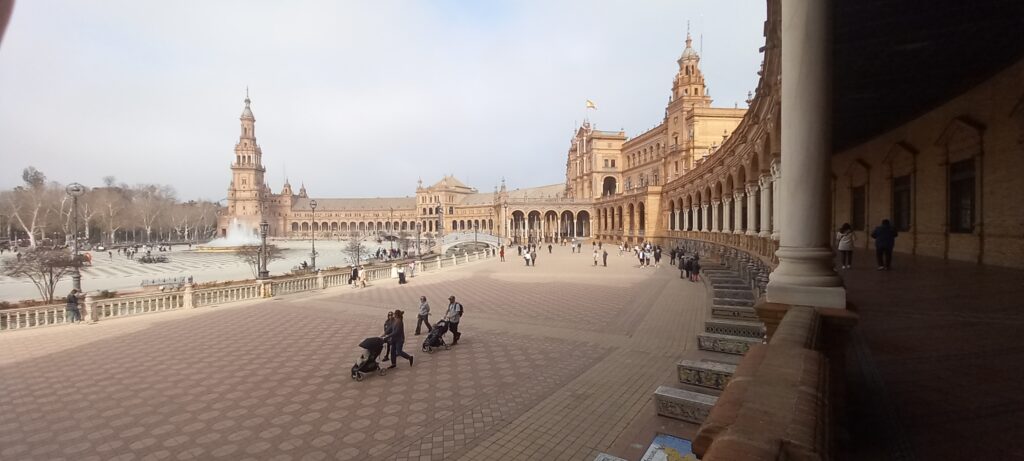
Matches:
[[1, 251, 494, 333]]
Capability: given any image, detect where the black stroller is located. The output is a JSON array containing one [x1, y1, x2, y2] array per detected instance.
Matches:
[[422, 320, 451, 353], [351, 337, 388, 381]]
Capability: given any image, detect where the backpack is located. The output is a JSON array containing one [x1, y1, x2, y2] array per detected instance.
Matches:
[[454, 302, 464, 316]]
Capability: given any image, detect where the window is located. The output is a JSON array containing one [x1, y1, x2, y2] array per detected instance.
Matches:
[[603, 159, 609, 168], [851, 186, 866, 231], [892, 175, 912, 231], [610, 159, 616, 167], [949, 159, 975, 233]]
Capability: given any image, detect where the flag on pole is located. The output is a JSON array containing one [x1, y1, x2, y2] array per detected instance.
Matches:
[[585, 99, 597, 110]]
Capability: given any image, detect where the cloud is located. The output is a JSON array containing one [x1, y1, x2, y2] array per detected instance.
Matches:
[[0, 0, 766, 201]]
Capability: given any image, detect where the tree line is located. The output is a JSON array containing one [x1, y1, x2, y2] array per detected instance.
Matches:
[[1, 166, 221, 248]]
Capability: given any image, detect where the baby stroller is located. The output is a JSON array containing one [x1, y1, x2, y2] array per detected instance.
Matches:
[[351, 337, 388, 381], [421, 320, 451, 353]]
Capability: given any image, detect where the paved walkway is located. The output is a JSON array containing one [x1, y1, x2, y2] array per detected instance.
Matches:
[[0, 246, 706, 460], [839, 249, 1024, 460]]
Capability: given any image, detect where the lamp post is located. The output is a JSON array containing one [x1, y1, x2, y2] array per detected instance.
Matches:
[[258, 220, 269, 279], [415, 221, 421, 257], [309, 199, 318, 269], [474, 221, 478, 244], [389, 207, 394, 251], [435, 205, 444, 251], [66, 183, 86, 291]]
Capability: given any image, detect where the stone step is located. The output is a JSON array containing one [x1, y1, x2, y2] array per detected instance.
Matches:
[[677, 358, 737, 391], [698, 332, 763, 355], [712, 297, 756, 307], [711, 279, 750, 289], [711, 304, 759, 320], [654, 385, 718, 424], [713, 289, 755, 300], [679, 349, 743, 366], [705, 318, 766, 339]]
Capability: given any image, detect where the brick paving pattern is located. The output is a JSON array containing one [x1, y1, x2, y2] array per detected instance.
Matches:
[[0, 247, 706, 460]]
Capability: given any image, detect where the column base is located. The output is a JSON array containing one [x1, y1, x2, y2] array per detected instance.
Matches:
[[759, 231, 771, 238], [746, 231, 759, 236], [771, 232, 780, 241], [767, 246, 846, 309]]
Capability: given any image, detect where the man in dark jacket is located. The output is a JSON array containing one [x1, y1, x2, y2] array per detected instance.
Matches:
[[870, 219, 899, 270]]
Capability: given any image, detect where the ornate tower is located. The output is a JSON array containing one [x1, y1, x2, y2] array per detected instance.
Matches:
[[222, 93, 267, 236], [671, 32, 712, 108]]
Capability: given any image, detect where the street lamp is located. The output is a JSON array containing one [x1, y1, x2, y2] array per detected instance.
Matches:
[[309, 199, 318, 269], [415, 221, 421, 257], [66, 183, 86, 291], [435, 205, 444, 247], [258, 220, 269, 279], [389, 207, 394, 251], [474, 221, 478, 244]]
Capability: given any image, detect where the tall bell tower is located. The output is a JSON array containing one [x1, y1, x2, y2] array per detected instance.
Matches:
[[222, 92, 267, 236]]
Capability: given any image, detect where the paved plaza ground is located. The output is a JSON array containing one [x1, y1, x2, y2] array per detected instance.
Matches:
[[0, 245, 705, 460]]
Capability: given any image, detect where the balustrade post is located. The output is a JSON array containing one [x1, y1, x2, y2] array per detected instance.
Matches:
[[317, 271, 326, 289], [184, 284, 195, 309], [84, 293, 97, 323]]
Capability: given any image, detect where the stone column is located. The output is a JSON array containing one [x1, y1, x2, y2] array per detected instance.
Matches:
[[771, 159, 782, 241], [733, 191, 745, 234], [767, 0, 845, 309], [692, 206, 699, 231], [722, 197, 733, 233], [710, 200, 721, 232], [746, 183, 759, 235], [701, 204, 710, 232], [759, 174, 772, 238], [682, 207, 689, 232]]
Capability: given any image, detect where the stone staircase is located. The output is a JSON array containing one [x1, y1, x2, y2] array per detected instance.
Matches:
[[654, 260, 767, 424]]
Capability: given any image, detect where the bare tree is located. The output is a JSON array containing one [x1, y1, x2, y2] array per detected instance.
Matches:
[[2, 167, 54, 247], [234, 245, 284, 278], [93, 186, 128, 244], [342, 235, 370, 267], [131, 184, 176, 242], [2, 248, 77, 302]]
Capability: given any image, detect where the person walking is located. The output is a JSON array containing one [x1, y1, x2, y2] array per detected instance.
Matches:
[[65, 289, 81, 323], [602, 249, 608, 267], [499, 246, 505, 262], [548, 244, 552, 254], [530, 249, 537, 266], [415, 296, 431, 335], [524, 251, 532, 266], [382, 310, 414, 368], [593, 249, 599, 266], [445, 295, 464, 345], [382, 311, 395, 362], [397, 265, 407, 284], [870, 219, 898, 270], [836, 223, 855, 269]]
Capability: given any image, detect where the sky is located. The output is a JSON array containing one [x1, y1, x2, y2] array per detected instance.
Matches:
[[0, 0, 766, 202]]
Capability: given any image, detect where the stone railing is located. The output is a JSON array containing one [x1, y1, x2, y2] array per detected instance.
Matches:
[[89, 291, 187, 321], [672, 236, 774, 299], [0, 250, 495, 332], [0, 302, 70, 330], [671, 230, 779, 268], [194, 284, 261, 307]]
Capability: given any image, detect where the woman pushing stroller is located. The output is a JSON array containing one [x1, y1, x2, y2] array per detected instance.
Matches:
[[381, 310, 414, 369]]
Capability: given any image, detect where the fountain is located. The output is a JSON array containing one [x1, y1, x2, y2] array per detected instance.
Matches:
[[196, 218, 261, 252]]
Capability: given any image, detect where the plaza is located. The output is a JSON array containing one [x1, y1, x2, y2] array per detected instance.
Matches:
[[0, 247, 709, 460]]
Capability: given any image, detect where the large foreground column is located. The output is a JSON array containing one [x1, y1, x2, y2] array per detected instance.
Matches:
[[733, 191, 744, 234], [767, 0, 845, 309]]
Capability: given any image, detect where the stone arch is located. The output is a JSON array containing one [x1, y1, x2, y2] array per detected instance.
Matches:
[[602, 176, 617, 196], [627, 203, 635, 232], [638, 202, 646, 231], [301, 222, 310, 232], [291, 222, 299, 233], [330, 222, 338, 231], [576, 210, 591, 237]]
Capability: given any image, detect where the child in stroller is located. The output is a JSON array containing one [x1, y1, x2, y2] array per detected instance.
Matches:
[[351, 336, 388, 381], [421, 320, 451, 353]]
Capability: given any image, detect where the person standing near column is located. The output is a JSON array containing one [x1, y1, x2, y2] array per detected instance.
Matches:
[[870, 219, 898, 270], [836, 223, 855, 269], [65, 289, 81, 323], [445, 295, 463, 345], [415, 296, 431, 335]]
